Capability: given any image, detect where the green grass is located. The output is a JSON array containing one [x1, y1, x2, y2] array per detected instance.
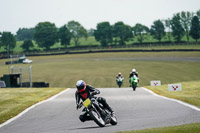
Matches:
[[0, 87, 66, 124], [145, 80, 200, 108], [1, 52, 200, 88], [117, 122, 200, 133], [69, 44, 200, 53], [1, 41, 43, 53], [1, 35, 199, 54], [118, 80, 200, 133]]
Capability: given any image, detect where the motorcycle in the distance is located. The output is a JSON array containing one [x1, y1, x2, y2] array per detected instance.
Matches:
[[130, 75, 138, 91], [78, 96, 117, 127], [116, 77, 124, 88]]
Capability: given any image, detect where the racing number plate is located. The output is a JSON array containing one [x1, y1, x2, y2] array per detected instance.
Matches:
[[83, 98, 91, 108]]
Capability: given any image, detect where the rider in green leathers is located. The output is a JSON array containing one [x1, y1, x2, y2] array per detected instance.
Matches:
[[129, 68, 139, 86]]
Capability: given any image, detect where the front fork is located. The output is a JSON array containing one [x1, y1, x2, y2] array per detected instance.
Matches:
[[88, 102, 102, 119]]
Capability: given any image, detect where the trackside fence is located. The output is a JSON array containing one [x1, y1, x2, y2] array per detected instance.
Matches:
[[0, 42, 200, 59]]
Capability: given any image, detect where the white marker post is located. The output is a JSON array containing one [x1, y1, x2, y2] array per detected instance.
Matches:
[[150, 81, 161, 86], [168, 84, 182, 91]]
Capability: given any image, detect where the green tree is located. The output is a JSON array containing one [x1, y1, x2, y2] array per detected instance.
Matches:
[[180, 11, 193, 42], [21, 40, 34, 51], [88, 28, 95, 36], [150, 20, 165, 42], [132, 23, 149, 43], [16, 28, 35, 41], [58, 25, 71, 48], [190, 16, 200, 42], [1, 32, 16, 57], [34, 22, 58, 50], [0, 32, 2, 48], [67, 21, 88, 46], [94, 22, 113, 46], [112, 21, 133, 45], [164, 18, 172, 42], [197, 9, 200, 20], [171, 14, 185, 42]]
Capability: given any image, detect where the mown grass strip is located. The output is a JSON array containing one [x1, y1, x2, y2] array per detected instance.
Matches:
[[0, 88, 66, 124], [1, 52, 200, 88], [117, 122, 200, 133]]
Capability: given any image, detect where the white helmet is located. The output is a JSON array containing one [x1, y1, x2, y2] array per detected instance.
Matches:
[[132, 69, 136, 73], [76, 80, 86, 91]]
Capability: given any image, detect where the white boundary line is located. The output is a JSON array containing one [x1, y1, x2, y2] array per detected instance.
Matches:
[[142, 87, 200, 112], [0, 88, 71, 128]]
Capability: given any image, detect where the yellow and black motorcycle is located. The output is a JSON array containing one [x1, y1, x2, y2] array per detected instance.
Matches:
[[78, 97, 117, 127]]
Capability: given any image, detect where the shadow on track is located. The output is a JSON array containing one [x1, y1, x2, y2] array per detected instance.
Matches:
[[69, 125, 112, 131]]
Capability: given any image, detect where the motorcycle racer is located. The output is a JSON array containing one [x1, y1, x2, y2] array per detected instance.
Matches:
[[116, 72, 124, 88], [116, 72, 124, 81], [75, 80, 114, 122], [129, 68, 139, 84]]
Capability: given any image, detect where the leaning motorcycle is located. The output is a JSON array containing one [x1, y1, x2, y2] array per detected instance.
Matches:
[[116, 77, 124, 88], [78, 96, 117, 127], [130, 75, 138, 91]]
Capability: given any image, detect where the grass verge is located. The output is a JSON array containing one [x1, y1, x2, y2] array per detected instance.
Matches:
[[0, 87, 66, 124], [145, 80, 200, 108], [118, 80, 200, 133], [117, 122, 200, 133]]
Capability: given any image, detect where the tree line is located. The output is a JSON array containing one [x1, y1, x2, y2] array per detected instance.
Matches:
[[0, 10, 200, 54]]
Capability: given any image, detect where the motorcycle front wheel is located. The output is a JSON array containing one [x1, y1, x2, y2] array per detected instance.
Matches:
[[132, 83, 137, 91], [89, 110, 105, 127], [118, 83, 122, 88], [110, 115, 117, 125]]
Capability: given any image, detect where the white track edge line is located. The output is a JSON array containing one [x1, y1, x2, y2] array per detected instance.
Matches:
[[0, 88, 71, 128], [142, 87, 200, 112]]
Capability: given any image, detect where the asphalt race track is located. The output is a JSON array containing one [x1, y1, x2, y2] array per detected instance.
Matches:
[[0, 87, 200, 133]]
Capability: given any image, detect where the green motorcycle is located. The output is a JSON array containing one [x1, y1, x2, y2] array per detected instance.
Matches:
[[130, 75, 138, 91]]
